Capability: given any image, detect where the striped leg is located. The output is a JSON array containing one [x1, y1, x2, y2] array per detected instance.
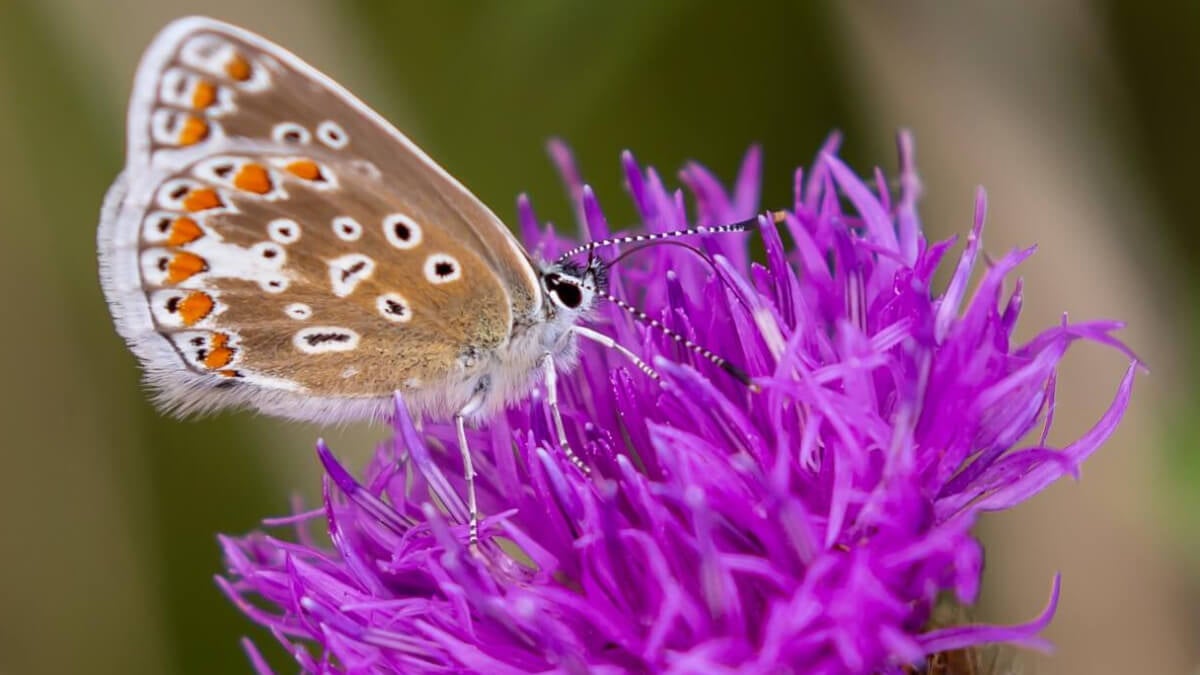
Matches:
[[572, 325, 662, 384], [540, 352, 590, 475], [454, 394, 485, 549]]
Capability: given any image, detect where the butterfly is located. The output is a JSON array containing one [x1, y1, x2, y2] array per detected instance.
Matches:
[[98, 16, 763, 544]]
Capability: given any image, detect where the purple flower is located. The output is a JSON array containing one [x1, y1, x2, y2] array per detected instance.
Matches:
[[220, 132, 1138, 674]]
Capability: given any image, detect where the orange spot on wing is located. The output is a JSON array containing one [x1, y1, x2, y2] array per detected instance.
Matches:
[[285, 160, 322, 181], [233, 164, 272, 194], [178, 116, 209, 146], [203, 332, 235, 369], [192, 80, 217, 109], [167, 217, 203, 246], [177, 291, 215, 325], [225, 53, 252, 81], [183, 187, 223, 212], [204, 345, 235, 369], [167, 252, 208, 284]]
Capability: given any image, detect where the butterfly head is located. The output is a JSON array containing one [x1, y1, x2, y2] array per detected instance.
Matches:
[[539, 257, 607, 319]]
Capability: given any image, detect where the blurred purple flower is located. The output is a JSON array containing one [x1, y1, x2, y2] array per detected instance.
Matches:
[[220, 133, 1138, 674]]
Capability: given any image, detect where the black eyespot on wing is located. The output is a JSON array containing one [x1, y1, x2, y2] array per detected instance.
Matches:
[[392, 222, 411, 241], [341, 260, 367, 281], [435, 261, 454, 277], [304, 332, 351, 346]]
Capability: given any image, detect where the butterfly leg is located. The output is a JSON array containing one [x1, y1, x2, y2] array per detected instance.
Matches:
[[572, 325, 662, 384], [540, 352, 591, 475], [454, 396, 484, 549]]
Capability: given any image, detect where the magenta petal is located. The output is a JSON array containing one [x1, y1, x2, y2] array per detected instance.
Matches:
[[919, 575, 1062, 655], [241, 638, 275, 675]]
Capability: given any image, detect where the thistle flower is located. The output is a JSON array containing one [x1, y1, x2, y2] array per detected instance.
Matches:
[[219, 132, 1137, 674]]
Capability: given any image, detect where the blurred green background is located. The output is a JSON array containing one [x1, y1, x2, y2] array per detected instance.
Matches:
[[0, 1, 1195, 673]]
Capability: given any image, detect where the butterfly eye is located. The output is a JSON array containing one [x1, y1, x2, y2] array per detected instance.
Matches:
[[546, 275, 584, 309], [556, 284, 583, 309]]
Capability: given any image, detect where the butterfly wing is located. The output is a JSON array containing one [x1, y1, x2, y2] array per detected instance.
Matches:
[[99, 16, 541, 422]]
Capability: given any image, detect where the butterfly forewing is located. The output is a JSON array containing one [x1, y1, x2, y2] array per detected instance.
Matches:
[[99, 17, 538, 422]]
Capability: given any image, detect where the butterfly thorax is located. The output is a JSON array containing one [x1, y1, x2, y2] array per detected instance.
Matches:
[[453, 259, 602, 419]]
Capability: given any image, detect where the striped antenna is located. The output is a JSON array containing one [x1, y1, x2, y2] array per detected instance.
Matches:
[[555, 210, 787, 263], [595, 288, 758, 391]]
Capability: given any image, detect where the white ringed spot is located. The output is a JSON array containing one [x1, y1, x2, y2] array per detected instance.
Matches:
[[332, 216, 363, 241], [249, 242, 286, 268], [260, 276, 289, 293], [383, 214, 422, 250], [293, 326, 360, 354], [316, 120, 349, 149], [376, 292, 413, 323], [284, 303, 312, 320], [268, 219, 301, 244], [271, 122, 311, 145], [328, 253, 376, 297], [179, 35, 232, 76], [350, 159, 382, 180], [424, 253, 462, 284]]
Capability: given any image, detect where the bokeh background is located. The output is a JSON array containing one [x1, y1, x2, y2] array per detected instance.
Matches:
[[0, 1, 1195, 673]]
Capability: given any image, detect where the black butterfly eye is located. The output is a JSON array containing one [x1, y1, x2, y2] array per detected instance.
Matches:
[[546, 274, 584, 309], [554, 282, 583, 309]]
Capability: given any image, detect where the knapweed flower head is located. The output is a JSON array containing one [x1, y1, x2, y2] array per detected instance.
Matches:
[[221, 132, 1137, 674]]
